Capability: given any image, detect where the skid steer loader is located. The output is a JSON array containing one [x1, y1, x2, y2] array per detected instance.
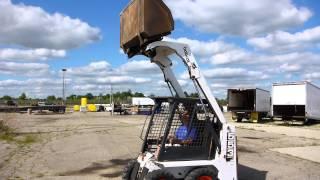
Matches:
[[120, 0, 238, 179]]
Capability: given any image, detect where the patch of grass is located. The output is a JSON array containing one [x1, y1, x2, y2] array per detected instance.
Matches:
[[0, 133, 39, 145], [1, 119, 39, 145], [17, 134, 38, 145], [0, 120, 16, 143], [0, 120, 11, 132], [0, 133, 15, 142]]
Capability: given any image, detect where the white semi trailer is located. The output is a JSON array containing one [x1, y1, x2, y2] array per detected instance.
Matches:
[[272, 81, 320, 123], [227, 88, 270, 122]]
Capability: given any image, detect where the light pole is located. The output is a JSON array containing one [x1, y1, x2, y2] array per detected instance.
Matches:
[[110, 84, 114, 116], [62, 69, 67, 105]]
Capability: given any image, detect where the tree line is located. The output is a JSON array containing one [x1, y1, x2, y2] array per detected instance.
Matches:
[[1, 90, 227, 106], [0, 90, 145, 106]]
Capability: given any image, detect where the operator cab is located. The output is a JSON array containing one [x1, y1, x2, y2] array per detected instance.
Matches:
[[141, 97, 222, 162]]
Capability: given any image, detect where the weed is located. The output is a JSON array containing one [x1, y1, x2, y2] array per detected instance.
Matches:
[[0, 120, 11, 133], [1, 119, 38, 145], [0, 133, 15, 142], [0, 119, 15, 143], [17, 134, 38, 145]]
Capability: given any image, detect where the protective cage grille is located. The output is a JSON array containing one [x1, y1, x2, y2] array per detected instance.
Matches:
[[142, 97, 219, 161]]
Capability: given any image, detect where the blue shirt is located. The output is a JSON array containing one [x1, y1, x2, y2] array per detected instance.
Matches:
[[175, 125, 196, 141]]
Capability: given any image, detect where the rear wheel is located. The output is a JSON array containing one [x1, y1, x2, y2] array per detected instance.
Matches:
[[145, 169, 175, 180], [122, 159, 139, 180], [185, 167, 218, 180]]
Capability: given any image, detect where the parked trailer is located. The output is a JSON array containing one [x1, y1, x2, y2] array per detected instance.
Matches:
[[0, 105, 66, 113], [272, 81, 320, 123], [227, 88, 270, 122]]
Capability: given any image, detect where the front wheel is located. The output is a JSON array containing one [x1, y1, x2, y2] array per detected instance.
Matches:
[[185, 167, 218, 180], [122, 159, 139, 180]]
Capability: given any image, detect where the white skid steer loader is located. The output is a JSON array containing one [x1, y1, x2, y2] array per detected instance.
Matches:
[[120, 0, 238, 179]]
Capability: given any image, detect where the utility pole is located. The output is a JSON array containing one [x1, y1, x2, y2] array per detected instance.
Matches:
[[62, 69, 67, 105], [110, 84, 114, 116]]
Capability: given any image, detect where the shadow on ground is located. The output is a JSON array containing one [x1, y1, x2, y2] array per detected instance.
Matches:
[[238, 164, 267, 180], [58, 158, 131, 178], [237, 145, 257, 153], [58, 158, 267, 180]]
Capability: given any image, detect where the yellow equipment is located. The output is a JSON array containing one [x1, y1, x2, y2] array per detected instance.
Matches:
[[73, 105, 80, 111], [81, 98, 87, 106], [87, 104, 97, 112]]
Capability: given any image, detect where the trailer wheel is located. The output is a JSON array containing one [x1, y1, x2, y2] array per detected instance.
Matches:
[[304, 118, 313, 125], [185, 167, 218, 180], [145, 169, 175, 180], [236, 116, 242, 122], [122, 159, 139, 180]]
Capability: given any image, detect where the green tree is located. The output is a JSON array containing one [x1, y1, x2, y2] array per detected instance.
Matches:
[[216, 98, 227, 106], [2, 95, 12, 101], [85, 93, 94, 100], [67, 94, 77, 100], [19, 92, 27, 100], [134, 92, 145, 97], [47, 95, 56, 102]]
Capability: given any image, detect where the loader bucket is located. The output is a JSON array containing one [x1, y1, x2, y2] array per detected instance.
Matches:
[[120, 0, 174, 58]]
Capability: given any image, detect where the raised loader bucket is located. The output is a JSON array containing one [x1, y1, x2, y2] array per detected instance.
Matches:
[[120, 0, 174, 58]]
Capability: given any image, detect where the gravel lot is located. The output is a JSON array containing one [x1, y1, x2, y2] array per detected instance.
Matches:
[[0, 112, 320, 180]]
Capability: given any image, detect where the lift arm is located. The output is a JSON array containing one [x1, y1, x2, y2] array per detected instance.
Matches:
[[146, 41, 226, 124]]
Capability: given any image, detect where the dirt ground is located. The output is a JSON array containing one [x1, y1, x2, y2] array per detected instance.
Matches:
[[0, 112, 320, 180]]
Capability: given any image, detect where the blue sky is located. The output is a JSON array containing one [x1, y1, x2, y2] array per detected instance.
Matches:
[[1, 0, 320, 98]]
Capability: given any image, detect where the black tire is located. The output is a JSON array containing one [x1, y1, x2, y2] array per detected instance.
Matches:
[[236, 116, 242, 122], [145, 169, 175, 180], [185, 167, 218, 180], [122, 159, 139, 180], [304, 118, 313, 125]]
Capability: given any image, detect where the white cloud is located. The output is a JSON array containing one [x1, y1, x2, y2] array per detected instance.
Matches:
[[0, 48, 66, 61], [0, 78, 63, 97], [72, 84, 102, 91], [256, 52, 320, 67], [165, 37, 250, 65], [119, 48, 125, 55], [119, 60, 159, 74], [157, 37, 320, 95], [248, 26, 320, 52], [95, 76, 152, 85], [164, 37, 235, 57], [202, 68, 269, 80], [180, 67, 269, 81], [0, 79, 25, 87], [211, 83, 257, 90], [0, 61, 49, 76], [0, 0, 101, 49], [210, 49, 252, 65], [61, 60, 161, 95], [280, 63, 301, 72], [67, 61, 112, 77], [165, 0, 312, 37], [304, 73, 320, 80], [211, 83, 227, 88]]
